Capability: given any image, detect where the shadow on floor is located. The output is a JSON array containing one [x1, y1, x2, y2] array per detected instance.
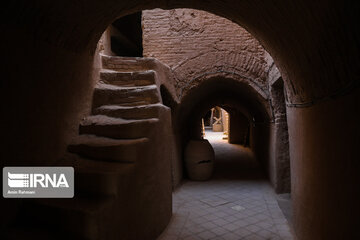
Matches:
[[206, 131, 293, 227], [205, 131, 264, 180], [211, 141, 264, 180], [276, 193, 293, 227]]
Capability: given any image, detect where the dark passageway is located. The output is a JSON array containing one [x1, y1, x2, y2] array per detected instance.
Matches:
[[206, 131, 262, 180]]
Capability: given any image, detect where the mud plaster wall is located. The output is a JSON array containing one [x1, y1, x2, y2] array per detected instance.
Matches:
[[142, 9, 289, 191], [142, 9, 272, 100]]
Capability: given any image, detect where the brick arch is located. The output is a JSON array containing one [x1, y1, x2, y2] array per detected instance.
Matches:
[[175, 76, 273, 187], [177, 76, 272, 125], [4, 1, 357, 104], [171, 50, 270, 100]]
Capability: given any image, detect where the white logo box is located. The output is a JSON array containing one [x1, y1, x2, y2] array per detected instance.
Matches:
[[3, 167, 74, 198]]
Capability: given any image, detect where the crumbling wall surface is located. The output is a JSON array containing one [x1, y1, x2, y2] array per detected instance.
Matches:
[[269, 77, 291, 193], [142, 9, 271, 100]]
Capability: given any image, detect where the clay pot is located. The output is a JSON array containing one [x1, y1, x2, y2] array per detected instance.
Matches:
[[185, 139, 215, 181]]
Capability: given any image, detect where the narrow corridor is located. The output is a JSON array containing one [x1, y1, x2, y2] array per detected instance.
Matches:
[[158, 132, 293, 240]]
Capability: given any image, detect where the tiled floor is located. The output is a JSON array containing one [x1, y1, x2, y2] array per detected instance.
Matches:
[[157, 131, 293, 240]]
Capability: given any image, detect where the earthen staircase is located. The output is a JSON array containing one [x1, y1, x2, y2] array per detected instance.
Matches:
[[5, 55, 172, 240]]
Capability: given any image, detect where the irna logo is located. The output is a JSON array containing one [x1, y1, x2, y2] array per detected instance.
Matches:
[[3, 167, 74, 198], [8, 172, 69, 188]]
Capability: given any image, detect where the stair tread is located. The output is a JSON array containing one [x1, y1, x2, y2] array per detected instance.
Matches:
[[99, 69, 156, 87], [92, 103, 168, 120], [92, 82, 160, 108], [96, 103, 166, 111], [96, 82, 157, 91], [81, 115, 159, 126], [59, 153, 136, 172], [79, 116, 159, 139], [100, 69, 155, 75], [71, 134, 149, 146], [68, 134, 149, 163], [101, 54, 156, 62], [101, 54, 159, 72]]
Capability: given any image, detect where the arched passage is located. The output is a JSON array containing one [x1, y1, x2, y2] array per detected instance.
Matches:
[[175, 77, 272, 182], [1, 1, 359, 240]]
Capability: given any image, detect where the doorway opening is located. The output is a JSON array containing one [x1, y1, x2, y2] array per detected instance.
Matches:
[[202, 106, 229, 142], [199, 105, 260, 180], [108, 12, 143, 57]]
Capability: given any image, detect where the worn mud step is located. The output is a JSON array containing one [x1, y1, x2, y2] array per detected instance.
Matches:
[[100, 70, 156, 87], [75, 168, 118, 197], [75, 165, 136, 197], [92, 103, 168, 120], [17, 197, 114, 240], [68, 135, 148, 163], [92, 83, 160, 108], [58, 153, 136, 197], [79, 115, 159, 139], [101, 54, 156, 72]]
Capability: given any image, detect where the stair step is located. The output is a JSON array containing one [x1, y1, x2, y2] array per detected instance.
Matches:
[[75, 166, 135, 197], [101, 54, 156, 72], [79, 115, 159, 139], [58, 153, 136, 197], [60, 152, 135, 171], [75, 169, 118, 197], [92, 103, 168, 120], [100, 70, 156, 87], [18, 197, 114, 240], [68, 135, 148, 163], [92, 83, 160, 108]]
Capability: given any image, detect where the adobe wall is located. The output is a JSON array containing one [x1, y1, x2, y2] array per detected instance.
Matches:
[[143, 9, 291, 193], [142, 9, 271, 100]]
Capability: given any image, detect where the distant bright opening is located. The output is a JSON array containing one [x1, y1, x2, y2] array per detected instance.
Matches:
[[202, 106, 229, 142]]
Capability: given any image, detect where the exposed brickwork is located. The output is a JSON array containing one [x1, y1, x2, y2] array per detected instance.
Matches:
[[142, 9, 271, 100], [142, 9, 293, 194], [171, 51, 270, 99]]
